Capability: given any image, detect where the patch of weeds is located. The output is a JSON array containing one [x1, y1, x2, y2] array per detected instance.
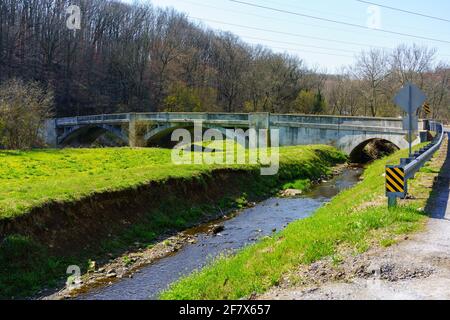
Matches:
[[380, 238, 397, 248], [122, 256, 133, 267], [331, 254, 344, 266], [282, 179, 311, 191], [235, 193, 248, 209]]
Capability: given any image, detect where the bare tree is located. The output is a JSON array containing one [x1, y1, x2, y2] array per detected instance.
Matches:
[[213, 33, 250, 112], [390, 44, 436, 88], [267, 54, 305, 113], [0, 79, 54, 149], [353, 49, 391, 116], [326, 69, 362, 116], [423, 62, 450, 121]]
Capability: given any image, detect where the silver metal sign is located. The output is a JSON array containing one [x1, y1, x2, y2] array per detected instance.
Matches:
[[393, 82, 427, 113], [393, 83, 427, 158]]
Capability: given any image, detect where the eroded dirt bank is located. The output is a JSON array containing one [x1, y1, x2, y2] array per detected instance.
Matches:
[[259, 135, 450, 300], [1, 169, 267, 256]]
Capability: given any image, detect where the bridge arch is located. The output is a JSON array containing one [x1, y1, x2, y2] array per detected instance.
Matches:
[[58, 124, 128, 146], [338, 133, 411, 156], [144, 123, 245, 148], [144, 123, 192, 147], [348, 138, 400, 163]]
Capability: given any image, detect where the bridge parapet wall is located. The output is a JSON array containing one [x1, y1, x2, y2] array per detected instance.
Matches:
[[270, 114, 404, 128]]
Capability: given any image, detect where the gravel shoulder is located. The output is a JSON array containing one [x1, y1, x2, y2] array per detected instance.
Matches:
[[259, 134, 450, 300]]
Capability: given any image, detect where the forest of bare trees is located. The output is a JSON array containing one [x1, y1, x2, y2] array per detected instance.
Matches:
[[0, 0, 449, 123]]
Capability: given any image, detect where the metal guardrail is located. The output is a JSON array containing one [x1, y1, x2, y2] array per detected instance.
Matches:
[[386, 121, 445, 207]]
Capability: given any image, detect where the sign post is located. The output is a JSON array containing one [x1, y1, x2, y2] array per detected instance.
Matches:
[[393, 82, 427, 158], [388, 83, 427, 208]]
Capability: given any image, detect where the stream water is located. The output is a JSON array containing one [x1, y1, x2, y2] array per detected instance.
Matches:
[[80, 166, 363, 300]]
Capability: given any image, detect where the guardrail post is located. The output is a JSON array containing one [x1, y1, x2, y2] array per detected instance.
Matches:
[[388, 196, 397, 208], [419, 130, 428, 143]]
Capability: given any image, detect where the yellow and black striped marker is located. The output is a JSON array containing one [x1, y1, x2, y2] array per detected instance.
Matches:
[[386, 165, 406, 196], [423, 103, 431, 115]]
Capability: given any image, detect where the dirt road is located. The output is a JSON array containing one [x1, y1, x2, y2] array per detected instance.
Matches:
[[260, 134, 450, 300]]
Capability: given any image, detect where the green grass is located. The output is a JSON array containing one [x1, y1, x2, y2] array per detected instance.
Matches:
[[160, 145, 435, 300], [0, 235, 71, 298], [0, 145, 345, 220], [0, 144, 347, 298], [282, 179, 311, 191]]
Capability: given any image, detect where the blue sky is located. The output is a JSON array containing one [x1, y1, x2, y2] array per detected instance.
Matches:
[[126, 0, 450, 72]]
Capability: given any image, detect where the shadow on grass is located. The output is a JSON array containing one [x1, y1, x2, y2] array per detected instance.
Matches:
[[0, 148, 68, 157], [424, 133, 450, 220], [0, 150, 25, 156]]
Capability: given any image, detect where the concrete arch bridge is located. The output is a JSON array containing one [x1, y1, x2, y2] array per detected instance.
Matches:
[[44, 112, 426, 161]]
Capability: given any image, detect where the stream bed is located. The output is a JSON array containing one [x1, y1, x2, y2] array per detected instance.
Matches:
[[80, 166, 363, 300]]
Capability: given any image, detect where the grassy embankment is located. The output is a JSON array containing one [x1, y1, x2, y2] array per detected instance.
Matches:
[[160, 143, 439, 300], [0, 144, 346, 298]]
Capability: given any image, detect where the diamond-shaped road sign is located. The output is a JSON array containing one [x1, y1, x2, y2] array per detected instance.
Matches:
[[393, 83, 427, 158], [393, 82, 427, 114]]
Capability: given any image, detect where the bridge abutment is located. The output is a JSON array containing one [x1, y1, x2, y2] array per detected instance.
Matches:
[[128, 113, 146, 147], [43, 119, 58, 147]]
